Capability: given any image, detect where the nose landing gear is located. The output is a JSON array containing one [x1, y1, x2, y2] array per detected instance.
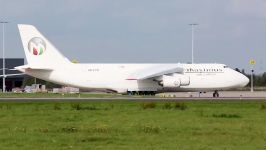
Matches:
[[213, 90, 219, 98]]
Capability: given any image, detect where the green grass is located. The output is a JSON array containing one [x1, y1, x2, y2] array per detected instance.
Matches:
[[0, 100, 265, 149]]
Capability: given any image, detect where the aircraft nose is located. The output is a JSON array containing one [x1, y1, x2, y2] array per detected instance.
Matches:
[[239, 74, 249, 87]]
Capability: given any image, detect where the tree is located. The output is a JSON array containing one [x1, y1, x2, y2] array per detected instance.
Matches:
[[235, 68, 240, 72], [241, 69, 246, 75]]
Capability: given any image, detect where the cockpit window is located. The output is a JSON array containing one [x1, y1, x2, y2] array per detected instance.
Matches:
[[223, 66, 229, 68]]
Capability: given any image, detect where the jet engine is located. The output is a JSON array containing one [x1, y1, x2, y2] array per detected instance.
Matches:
[[160, 74, 190, 88]]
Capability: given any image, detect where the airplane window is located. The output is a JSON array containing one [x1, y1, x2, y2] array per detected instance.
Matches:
[[223, 66, 228, 68]]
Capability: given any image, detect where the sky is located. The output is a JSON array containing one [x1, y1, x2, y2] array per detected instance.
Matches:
[[0, 0, 266, 73]]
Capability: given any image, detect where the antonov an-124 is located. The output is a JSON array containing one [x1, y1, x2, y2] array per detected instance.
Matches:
[[15, 24, 249, 97]]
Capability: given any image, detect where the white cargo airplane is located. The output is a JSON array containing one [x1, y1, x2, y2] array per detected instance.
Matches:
[[15, 24, 249, 97]]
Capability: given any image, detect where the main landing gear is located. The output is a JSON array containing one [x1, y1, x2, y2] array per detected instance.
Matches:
[[127, 91, 156, 96], [213, 90, 219, 98]]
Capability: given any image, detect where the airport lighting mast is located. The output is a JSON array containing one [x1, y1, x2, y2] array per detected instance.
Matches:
[[0, 21, 8, 93], [249, 59, 256, 92], [189, 23, 198, 64]]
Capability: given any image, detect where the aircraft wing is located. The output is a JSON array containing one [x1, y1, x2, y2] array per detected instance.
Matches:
[[127, 64, 183, 80]]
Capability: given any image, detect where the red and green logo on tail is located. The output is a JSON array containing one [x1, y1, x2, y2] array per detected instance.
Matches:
[[28, 37, 46, 55]]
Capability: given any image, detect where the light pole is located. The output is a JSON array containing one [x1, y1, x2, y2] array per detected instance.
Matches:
[[0, 21, 8, 93], [249, 59, 256, 92], [251, 69, 254, 92], [189, 23, 198, 64]]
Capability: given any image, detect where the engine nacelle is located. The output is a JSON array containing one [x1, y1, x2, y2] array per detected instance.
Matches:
[[173, 74, 190, 86], [160, 74, 190, 88]]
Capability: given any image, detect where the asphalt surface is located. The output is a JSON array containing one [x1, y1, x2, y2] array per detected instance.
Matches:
[[0, 91, 265, 101], [167, 91, 266, 98]]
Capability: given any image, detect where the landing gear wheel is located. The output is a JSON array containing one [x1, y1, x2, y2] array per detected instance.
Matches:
[[127, 91, 156, 96], [213, 90, 219, 98], [151, 91, 156, 96]]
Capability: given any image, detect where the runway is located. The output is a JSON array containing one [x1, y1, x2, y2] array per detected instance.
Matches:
[[159, 91, 266, 98], [0, 91, 265, 101], [0, 97, 265, 101]]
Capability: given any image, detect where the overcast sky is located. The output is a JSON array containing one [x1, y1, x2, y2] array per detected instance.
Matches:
[[0, 0, 266, 73]]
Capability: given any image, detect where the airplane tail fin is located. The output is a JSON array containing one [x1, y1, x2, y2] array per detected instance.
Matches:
[[17, 24, 70, 66]]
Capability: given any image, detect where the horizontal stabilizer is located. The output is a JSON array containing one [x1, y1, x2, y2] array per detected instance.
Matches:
[[15, 65, 53, 71]]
